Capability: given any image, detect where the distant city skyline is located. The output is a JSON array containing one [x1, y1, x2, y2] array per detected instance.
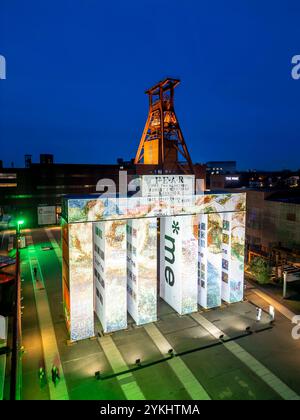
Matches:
[[1, 153, 299, 173], [1, 0, 300, 170]]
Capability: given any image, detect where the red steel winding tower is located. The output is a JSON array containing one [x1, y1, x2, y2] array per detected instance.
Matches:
[[134, 78, 194, 174]]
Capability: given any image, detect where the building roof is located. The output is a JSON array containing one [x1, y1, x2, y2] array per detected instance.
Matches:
[[267, 196, 300, 205], [265, 190, 300, 204]]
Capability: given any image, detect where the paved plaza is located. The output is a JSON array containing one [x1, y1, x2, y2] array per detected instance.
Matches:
[[18, 227, 300, 400]]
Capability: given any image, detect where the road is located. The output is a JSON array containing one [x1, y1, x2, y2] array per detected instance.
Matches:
[[19, 227, 300, 400]]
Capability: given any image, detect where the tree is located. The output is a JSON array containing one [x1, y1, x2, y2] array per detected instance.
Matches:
[[249, 256, 270, 284]]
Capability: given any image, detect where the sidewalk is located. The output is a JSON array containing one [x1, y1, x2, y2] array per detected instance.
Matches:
[[98, 335, 145, 400], [144, 323, 211, 400], [191, 312, 300, 400], [23, 231, 69, 400], [21, 250, 50, 400]]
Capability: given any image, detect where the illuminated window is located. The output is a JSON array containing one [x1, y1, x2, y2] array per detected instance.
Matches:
[[37, 184, 95, 190], [0, 183, 17, 187], [222, 272, 228, 283], [223, 234, 229, 244], [223, 220, 230, 230], [0, 173, 16, 179], [222, 259, 228, 270]]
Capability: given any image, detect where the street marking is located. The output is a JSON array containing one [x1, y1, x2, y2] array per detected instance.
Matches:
[[191, 312, 300, 401], [97, 336, 145, 400], [144, 323, 211, 400], [25, 231, 69, 400], [43, 226, 299, 400], [251, 289, 297, 322], [49, 227, 145, 400]]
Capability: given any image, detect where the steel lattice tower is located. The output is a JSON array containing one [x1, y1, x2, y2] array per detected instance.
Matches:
[[134, 78, 194, 174]]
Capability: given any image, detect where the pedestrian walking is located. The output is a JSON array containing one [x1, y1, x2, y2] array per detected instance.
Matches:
[[51, 365, 57, 387], [39, 367, 44, 380], [33, 267, 38, 280], [56, 366, 60, 381], [39, 366, 46, 386], [51, 365, 60, 386]]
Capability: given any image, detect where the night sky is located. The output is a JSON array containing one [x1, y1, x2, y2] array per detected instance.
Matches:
[[1, 0, 300, 170]]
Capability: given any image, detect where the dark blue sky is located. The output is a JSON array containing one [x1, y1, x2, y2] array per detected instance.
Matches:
[[1, 0, 300, 170]]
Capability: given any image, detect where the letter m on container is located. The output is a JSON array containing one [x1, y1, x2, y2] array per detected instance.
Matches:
[[164, 235, 175, 286]]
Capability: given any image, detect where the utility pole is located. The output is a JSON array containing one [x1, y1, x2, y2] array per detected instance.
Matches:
[[283, 271, 287, 299]]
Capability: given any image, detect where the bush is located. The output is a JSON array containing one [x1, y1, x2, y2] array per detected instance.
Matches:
[[249, 256, 270, 284]]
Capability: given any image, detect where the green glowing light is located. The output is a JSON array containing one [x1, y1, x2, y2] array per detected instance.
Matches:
[[16, 219, 25, 235]]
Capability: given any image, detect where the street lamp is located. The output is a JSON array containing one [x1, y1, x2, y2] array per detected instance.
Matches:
[[168, 348, 174, 357], [16, 219, 24, 236]]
